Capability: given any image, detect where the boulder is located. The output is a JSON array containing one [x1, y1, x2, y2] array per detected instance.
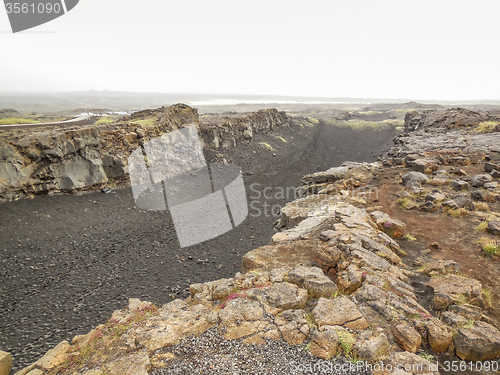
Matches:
[[392, 322, 422, 353], [442, 193, 475, 211], [309, 326, 339, 360], [491, 169, 500, 178], [301, 166, 349, 185], [370, 211, 406, 238], [287, 266, 337, 298], [418, 260, 460, 277], [429, 174, 448, 186], [335, 265, 364, 294], [312, 297, 369, 330], [484, 181, 498, 189], [354, 329, 390, 361], [262, 282, 308, 313], [471, 174, 493, 187], [471, 189, 496, 203], [425, 190, 446, 202], [454, 321, 500, 361], [274, 309, 309, 345], [484, 162, 500, 172], [450, 179, 468, 190], [402, 171, 429, 185], [385, 352, 438, 374], [0, 351, 11, 375], [487, 221, 500, 235], [428, 274, 484, 310], [418, 201, 438, 212], [426, 318, 452, 353], [219, 298, 268, 340], [34, 340, 70, 370], [450, 167, 467, 176], [242, 241, 316, 273], [410, 158, 439, 174]]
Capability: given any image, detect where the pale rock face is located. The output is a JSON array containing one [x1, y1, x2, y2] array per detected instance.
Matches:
[[427, 274, 484, 310], [312, 297, 369, 330], [274, 309, 309, 345], [33, 341, 70, 371], [309, 326, 339, 360], [0, 350, 12, 375], [105, 354, 151, 375]]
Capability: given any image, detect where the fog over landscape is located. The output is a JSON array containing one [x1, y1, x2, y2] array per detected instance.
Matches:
[[2, 2, 500, 375], [1, 0, 499, 101]]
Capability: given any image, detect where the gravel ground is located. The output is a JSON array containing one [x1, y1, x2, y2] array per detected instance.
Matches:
[[151, 328, 373, 375], [0, 122, 398, 372]]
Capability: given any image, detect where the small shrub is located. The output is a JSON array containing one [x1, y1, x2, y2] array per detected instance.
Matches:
[[403, 234, 417, 241], [0, 117, 39, 125], [305, 312, 317, 330], [475, 202, 490, 211], [475, 221, 489, 232], [273, 135, 287, 143], [418, 352, 435, 362], [482, 240, 500, 257], [475, 121, 499, 133], [338, 331, 356, 356], [448, 208, 468, 218], [482, 287, 493, 307], [307, 117, 319, 124]]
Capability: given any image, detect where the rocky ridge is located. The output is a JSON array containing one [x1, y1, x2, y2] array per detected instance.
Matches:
[[9, 156, 500, 375], [0, 105, 295, 202]]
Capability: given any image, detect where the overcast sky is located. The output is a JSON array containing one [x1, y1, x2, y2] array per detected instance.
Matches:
[[0, 0, 499, 100]]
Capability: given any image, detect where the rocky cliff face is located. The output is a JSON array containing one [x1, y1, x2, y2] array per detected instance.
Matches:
[[0, 104, 294, 201], [404, 108, 499, 132]]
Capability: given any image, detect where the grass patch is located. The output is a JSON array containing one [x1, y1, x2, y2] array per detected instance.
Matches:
[[446, 207, 469, 218], [403, 234, 417, 241], [418, 352, 435, 362], [338, 330, 356, 357], [331, 119, 403, 130], [475, 221, 489, 232], [127, 117, 157, 128], [304, 342, 313, 352], [305, 312, 317, 330], [481, 239, 500, 257], [475, 121, 499, 133], [95, 116, 117, 125], [0, 117, 39, 125], [259, 142, 274, 151], [475, 202, 490, 211], [483, 287, 493, 307], [307, 117, 319, 124], [273, 135, 287, 143]]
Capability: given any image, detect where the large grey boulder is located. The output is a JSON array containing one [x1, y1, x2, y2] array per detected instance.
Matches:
[[455, 321, 500, 361], [402, 171, 429, 184], [471, 174, 493, 187]]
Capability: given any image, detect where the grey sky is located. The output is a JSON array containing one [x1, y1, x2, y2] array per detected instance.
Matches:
[[1, 0, 499, 100]]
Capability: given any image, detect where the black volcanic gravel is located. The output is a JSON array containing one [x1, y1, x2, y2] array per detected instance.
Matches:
[[150, 327, 374, 375], [0, 122, 398, 372]]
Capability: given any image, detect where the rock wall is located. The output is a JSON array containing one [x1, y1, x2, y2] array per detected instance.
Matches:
[[404, 108, 499, 132], [0, 104, 294, 201]]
